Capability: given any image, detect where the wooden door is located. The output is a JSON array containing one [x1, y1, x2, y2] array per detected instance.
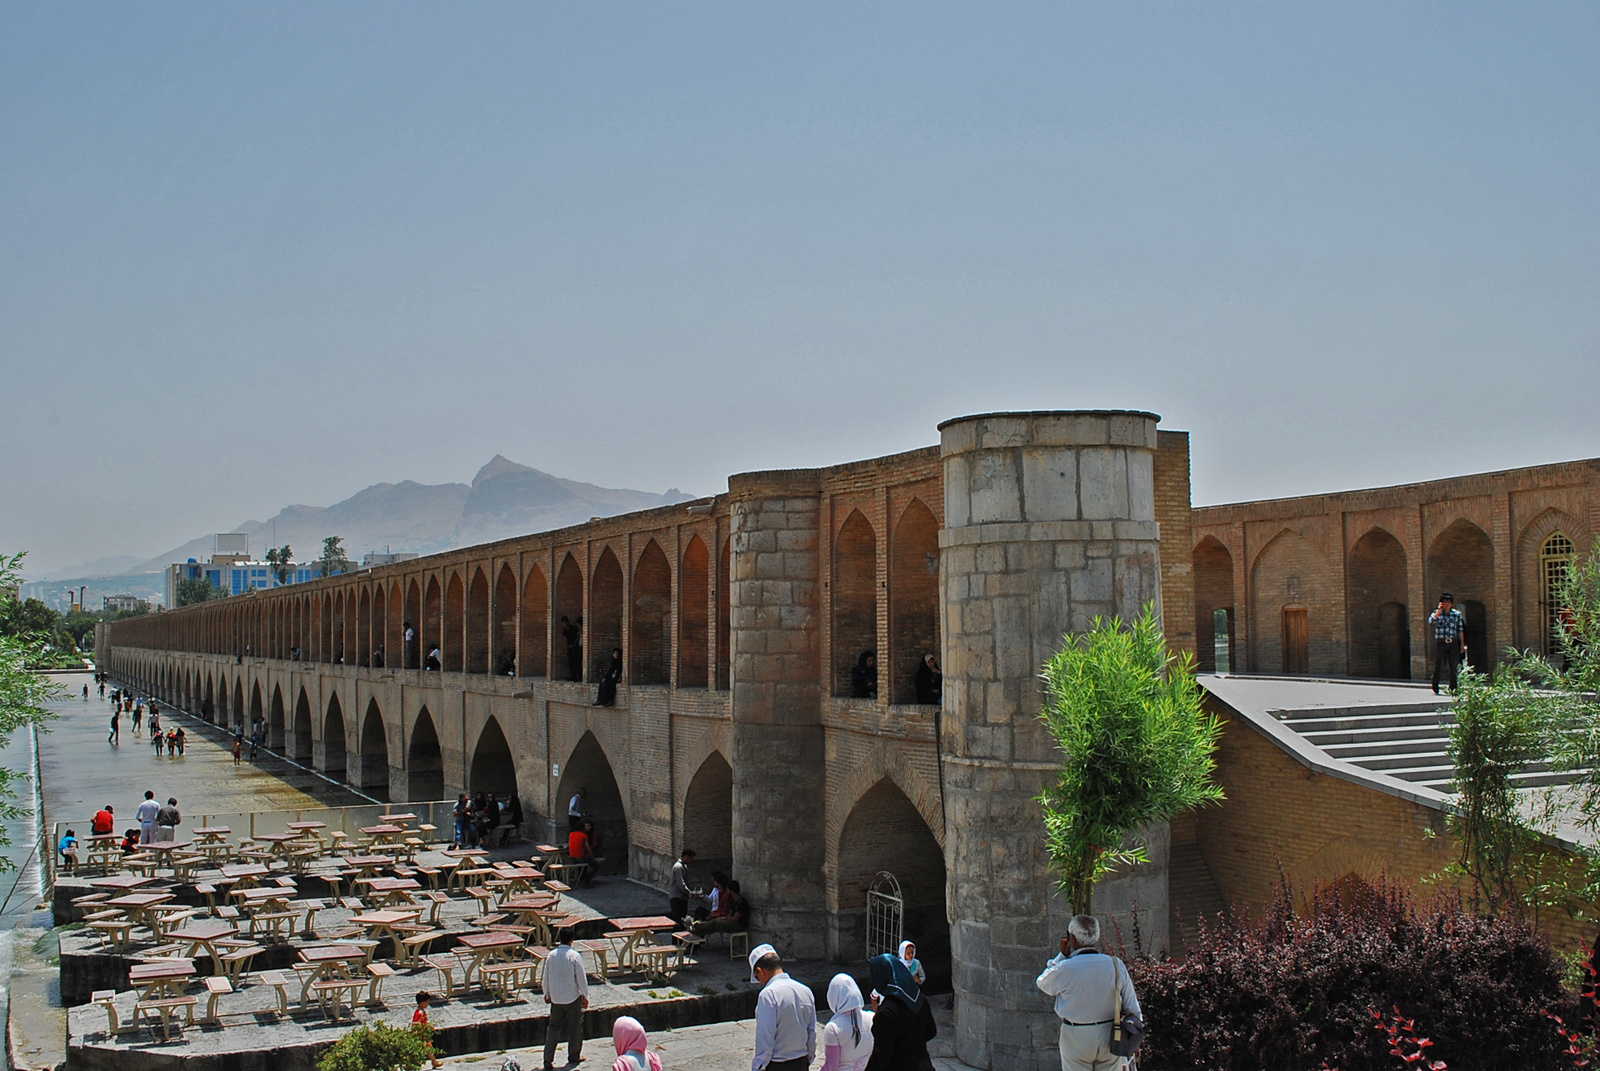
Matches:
[[1282, 607, 1309, 674]]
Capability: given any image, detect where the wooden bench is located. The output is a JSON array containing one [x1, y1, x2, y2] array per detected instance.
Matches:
[[248, 910, 299, 941], [193, 883, 220, 908], [399, 929, 446, 967], [255, 970, 292, 1018], [466, 887, 498, 915], [633, 942, 686, 980], [673, 931, 706, 962], [90, 989, 134, 1037], [136, 995, 199, 1041], [297, 898, 327, 934], [365, 961, 397, 1003], [200, 976, 232, 1025], [217, 945, 264, 984], [309, 978, 366, 1021], [422, 953, 465, 999], [574, 939, 616, 978], [479, 958, 538, 1003], [419, 890, 450, 925], [88, 919, 135, 952]]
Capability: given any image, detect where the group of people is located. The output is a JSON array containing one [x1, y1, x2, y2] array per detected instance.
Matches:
[[453, 790, 523, 847], [849, 651, 943, 705], [102, 688, 187, 754], [665, 848, 752, 939], [63, 788, 188, 868]]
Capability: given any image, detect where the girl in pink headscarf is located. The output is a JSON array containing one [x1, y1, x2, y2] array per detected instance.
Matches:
[[611, 1016, 662, 1071]]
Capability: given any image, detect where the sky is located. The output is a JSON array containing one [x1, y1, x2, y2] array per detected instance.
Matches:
[[3, 3, 1597, 579]]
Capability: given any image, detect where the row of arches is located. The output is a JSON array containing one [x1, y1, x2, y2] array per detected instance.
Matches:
[[1194, 513, 1581, 677], [833, 500, 940, 704]]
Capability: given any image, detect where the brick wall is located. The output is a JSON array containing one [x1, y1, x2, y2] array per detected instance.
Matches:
[[1155, 431, 1196, 658]]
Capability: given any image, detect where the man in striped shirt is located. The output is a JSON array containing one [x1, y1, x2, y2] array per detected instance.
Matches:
[[1429, 592, 1467, 694]]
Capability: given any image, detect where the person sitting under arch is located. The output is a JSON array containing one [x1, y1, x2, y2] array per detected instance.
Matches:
[[851, 650, 878, 700]]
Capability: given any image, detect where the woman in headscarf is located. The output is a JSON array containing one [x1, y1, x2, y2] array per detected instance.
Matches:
[[897, 941, 926, 987], [851, 650, 878, 700], [866, 953, 936, 1071], [914, 654, 942, 705], [595, 647, 624, 707], [821, 972, 875, 1071], [610, 1015, 661, 1071]]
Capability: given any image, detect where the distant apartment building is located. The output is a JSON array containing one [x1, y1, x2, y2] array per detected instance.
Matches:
[[164, 557, 321, 606], [103, 594, 149, 613], [361, 551, 419, 568]]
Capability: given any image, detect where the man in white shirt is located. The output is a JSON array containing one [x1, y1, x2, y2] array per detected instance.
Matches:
[[567, 788, 587, 833], [750, 945, 816, 1071], [541, 929, 588, 1071], [1036, 915, 1142, 1071], [668, 848, 702, 923], [134, 790, 160, 845]]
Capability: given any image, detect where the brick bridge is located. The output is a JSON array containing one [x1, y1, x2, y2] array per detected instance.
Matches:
[[102, 410, 1192, 1070]]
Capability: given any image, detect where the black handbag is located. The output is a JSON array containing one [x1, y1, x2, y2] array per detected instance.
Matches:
[[1109, 957, 1146, 1058]]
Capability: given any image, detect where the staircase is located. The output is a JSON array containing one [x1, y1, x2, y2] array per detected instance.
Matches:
[[1274, 702, 1578, 793]]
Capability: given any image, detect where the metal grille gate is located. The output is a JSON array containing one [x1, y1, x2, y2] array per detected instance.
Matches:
[[865, 871, 903, 961]]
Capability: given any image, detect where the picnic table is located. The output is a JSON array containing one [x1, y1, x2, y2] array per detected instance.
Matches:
[[219, 863, 270, 889], [359, 824, 405, 845], [350, 909, 423, 958], [192, 826, 231, 843], [453, 930, 525, 988], [106, 891, 176, 929], [84, 835, 123, 870], [91, 874, 156, 892], [494, 867, 545, 895], [128, 958, 195, 1001], [253, 832, 302, 858], [605, 916, 679, 971], [359, 877, 421, 907], [286, 820, 326, 835], [442, 847, 489, 859], [295, 944, 367, 1004], [167, 920, 239, 967], [378, 813, 417, 827], [340, 854, 391, 878]]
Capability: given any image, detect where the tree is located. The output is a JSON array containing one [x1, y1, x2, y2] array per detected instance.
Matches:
[[265, 545, 294, 587], [176, 576, 227, 607], [318, 536, 351, 578], [1036, 604, 1225, 914], [0, 552, 60, 867]]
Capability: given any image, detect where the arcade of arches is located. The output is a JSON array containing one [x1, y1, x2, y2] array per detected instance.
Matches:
[[98, 413, 1600, 1071]]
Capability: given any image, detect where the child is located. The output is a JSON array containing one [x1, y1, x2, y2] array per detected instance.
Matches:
[[412, 992, 443, 1069], [119, 828, 140, 855], [232, 736, 242, 766], [59, 829, 79, 870]]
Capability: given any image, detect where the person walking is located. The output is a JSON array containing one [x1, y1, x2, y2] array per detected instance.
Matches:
[[131, 702, 142, 735], [248, 726, 259, 761], [453, 794, 472, 847], [668, 848, 702, 923], [135, 790, 159, 845], [108, 709, 120, 744], [822, 973, 875, 1071], [864, 953, 936, 1071], [1035, 915, 1141, 1071], [152, 725, 164, 757], [1429, 592, 1468, 694], [541, 928, 589, 1071], [750, 945, 816, 1071], [232, 735, 243, 766], [412, 992, 443, 1069], [172, 726, 186, 756]]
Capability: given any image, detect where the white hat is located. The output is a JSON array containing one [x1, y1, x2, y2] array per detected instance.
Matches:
[[748, 943, 777, 984]]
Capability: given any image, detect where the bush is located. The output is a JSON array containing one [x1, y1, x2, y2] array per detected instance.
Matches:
[[1125, 874, 1573, 1070], [317, 1022, 432, 1071]]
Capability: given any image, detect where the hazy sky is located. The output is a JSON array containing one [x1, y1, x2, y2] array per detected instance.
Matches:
[[4, 3, 1597, 578]]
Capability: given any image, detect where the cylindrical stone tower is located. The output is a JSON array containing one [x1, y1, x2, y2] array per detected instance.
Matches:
[[939, 411, 1168, 1071], [727, 470, 829, 959]]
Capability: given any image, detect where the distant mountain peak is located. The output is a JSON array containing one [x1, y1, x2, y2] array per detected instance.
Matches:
[[473, 454, 543, 486]]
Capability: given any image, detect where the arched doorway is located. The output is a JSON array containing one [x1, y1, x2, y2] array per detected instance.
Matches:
[[1193, 537, 1235, 673], [555, 555, 584, 681], [444, 573, 465, 672], [521, 565, 549, 678], [493, 566, 517, 676], [292, 690, 313, 763], [359, 699, 389, 799], [591, 550, 624, 682], [323, 695, 348, 780], [682, 752, 732, 875], [357, 587, 372, 666], [631, 541, 671, 686], [556, 732, 628, 877], [716, 539, 731, 690], [407, 708, 445, 801], [469, 717, 518, 797], [1251, 529, 1326, 674], [679, 537, 710, 688], [890, 500, 939, 704], [232, 679, 245, 732], [1427, 520, 1495, 671], [404, 581, 422, 669], [834, 510, 877, 697], [423, 577, 442, 669], [249, 683, 264, 737], [1348, 528, 1410, 679], [203, 674, 215, 723], [467, 568, 489, 675], [836, 779, 948, 989]]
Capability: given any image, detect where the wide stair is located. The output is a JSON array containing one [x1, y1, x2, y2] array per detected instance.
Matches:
[[1274, 702, 1579, 793]]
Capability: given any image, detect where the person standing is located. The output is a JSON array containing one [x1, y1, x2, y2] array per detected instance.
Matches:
[[822, 973, 875, 1071], [135, 790, 159, 844], [1429, 592, 1468, 695], [131, 701, 142, 735], [541, 928, 589, 1071], [108, 709, 120, 744], [609, 1017, 662, 1071], [750, 945, 816, 1071], [897, 941, 927, 988], [232, 735, 243, 766], [864, 953, 936, 1071], [568, 787, 588, 833], [1035, 915, 1141, 1071], [154, 797, 181, 843], [561, 616, 583, 682], [668, 848, 701, 922], [851, 651, 878, 700], [173, 726, 186, 756]]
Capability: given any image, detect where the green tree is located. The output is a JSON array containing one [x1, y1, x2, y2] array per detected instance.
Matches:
[[1036, 604, 1225, 913], [316, 1022, 431, 1071], [0, 552, 60, 867], [176, 576, 227, 606], [318, 536, 351, 578], [265, 545, 294, 586]]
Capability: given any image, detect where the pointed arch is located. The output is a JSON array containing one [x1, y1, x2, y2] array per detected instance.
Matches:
[[631, 541, 671, 686], [423, 576, 442, 669], [407, 707, 445, 801], [716, 537, 731, 690], [679, 536, 710, 688], [444, 573, 465, 672], [493, 565, 517, 676], [590, 549, 624, 682], [1193, 536, 1236, 673], [1348, 527, 1410, 679], [323, 694, 348, 780], [681, 751, 732, 872], [555, 554, 584, 680], [404, 580, 422, 668], [890, 499, 939, 704], [359, 699, 389, 796], [469, 717, 518, 796], [371, 584, 388, 667], [249, 681, 264, 733], [292, 688, 313, 763], [555, 731, 629, 877], [357, 586, 373, 666], [232, 678, 245, 731], [269, 685, 286, 749], [835, 777, 948, 985], [834, 509, 878, 697], [1250, 527, 1327, 675], [520, 564, 549, 678], [467, 567, 490, 674]]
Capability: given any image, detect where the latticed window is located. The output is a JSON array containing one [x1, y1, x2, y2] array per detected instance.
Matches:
[[1541, 532, 1575, 656]]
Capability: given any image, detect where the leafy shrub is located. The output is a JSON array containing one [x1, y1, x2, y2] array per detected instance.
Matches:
[[317, 1022, 432, 1071], [1124, 874, 1573, 1070]]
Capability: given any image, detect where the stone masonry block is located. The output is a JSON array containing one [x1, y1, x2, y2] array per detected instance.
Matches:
[[968, 452, 1023, 524], [1078, 448, 1130, 521], [1021, 447, 1078, 522]]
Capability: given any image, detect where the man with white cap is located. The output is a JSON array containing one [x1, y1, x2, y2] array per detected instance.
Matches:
[[749, 943, 816, 1071]]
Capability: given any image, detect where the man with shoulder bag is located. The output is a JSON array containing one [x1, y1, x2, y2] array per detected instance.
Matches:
[[1036, 914, 1144, 1070]]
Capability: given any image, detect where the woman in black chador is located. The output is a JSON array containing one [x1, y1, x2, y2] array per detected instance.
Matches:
[[594, 648, 623, 707]]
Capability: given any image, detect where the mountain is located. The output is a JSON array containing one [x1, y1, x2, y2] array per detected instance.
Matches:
[[111, 458, 694, 577]]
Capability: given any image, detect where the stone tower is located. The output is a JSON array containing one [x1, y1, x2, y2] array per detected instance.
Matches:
[[939, 411, 1169, 1070]]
